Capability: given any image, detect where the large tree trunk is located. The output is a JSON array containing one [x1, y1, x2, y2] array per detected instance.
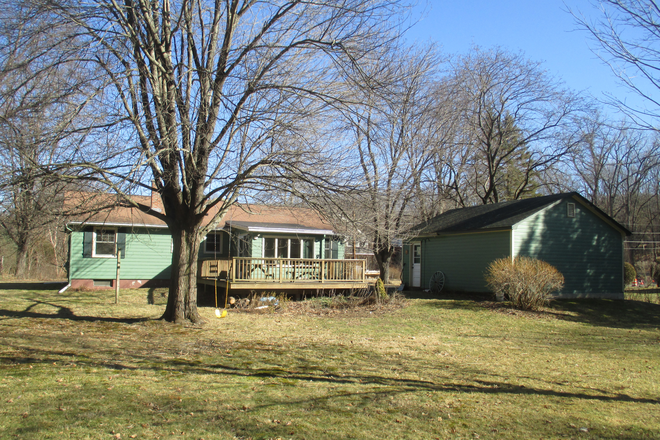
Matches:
[[14, 238, 30, 279], [375, 247, 393, 284], [162, 224, 203, 324]]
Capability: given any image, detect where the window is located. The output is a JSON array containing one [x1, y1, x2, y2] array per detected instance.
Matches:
[[205, 232, 223, 254], [263, 237, 315, 259], [237, 234, 251, 257], [93, 228, 117, 257], [277, 238, 289, 258], [93, 279, 113, 287], [290, 239, 301, 258], [303, 239, 314, 258], [324, 238, 340, 259], [264, 237, 276, 258], [413, 244, 421, 264], [567, 203, 576, 218]]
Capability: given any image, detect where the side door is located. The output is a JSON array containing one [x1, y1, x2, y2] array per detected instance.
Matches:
[[411, 242, 421, 287]]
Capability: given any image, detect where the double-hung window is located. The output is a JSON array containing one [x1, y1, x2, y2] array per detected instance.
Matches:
[[205, 232, 223, 254], [93, 228, 117, 257]]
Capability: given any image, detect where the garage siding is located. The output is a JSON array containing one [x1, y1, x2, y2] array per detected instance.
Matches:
[[420, 231, 511, 292], [513, 199, 624, 296]]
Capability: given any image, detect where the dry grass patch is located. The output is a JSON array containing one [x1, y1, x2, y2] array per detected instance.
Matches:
[[1, 288, 659, 439]]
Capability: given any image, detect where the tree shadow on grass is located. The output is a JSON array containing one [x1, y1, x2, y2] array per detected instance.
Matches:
[[0, 300, 150, 324], [404, 291, 660, 330], [3, 348, 657, 407], [0, 281, 68, 291], [547, 299, 660, 330], [403, 289, 493, 302]]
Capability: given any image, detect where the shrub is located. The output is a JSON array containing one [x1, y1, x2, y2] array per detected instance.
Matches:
[[485, 257, 564, 311], [624, 262, 636, 286], [375, 278, 388, 301]]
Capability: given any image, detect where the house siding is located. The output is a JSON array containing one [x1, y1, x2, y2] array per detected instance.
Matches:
[[69, 228, 172, 282], [250, 234, 262, 258], [419, 230, 511, 292], [513, 199, 624, 297]]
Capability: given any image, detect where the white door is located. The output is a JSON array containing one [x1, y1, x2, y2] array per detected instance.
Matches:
[[412, 242, 421, 287]]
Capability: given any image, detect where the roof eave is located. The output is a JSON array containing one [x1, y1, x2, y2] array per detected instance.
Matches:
[[225, 225, 335, 235], [66, 221, 168, 229]]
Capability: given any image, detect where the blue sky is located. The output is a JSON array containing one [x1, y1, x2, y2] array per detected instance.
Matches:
[[406, 1, 641, 112]]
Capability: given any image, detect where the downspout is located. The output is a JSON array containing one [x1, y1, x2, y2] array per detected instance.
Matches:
[[59, 224, 74, 293]]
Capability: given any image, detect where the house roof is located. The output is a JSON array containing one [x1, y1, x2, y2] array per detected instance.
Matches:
[[65, 192, 336, 234], [412, 192, 631, 236]]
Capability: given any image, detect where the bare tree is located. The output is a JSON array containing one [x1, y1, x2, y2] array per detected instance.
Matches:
[[574, 1, 660, 126], [432, 48, 584, 205], [567, 114, 660, 267], [0, 4, 93, 279], [334, 44, 439, 283], [5, 0, 407, 322]]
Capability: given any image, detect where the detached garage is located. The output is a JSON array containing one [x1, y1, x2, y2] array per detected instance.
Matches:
[[403, 193, 631, 299]]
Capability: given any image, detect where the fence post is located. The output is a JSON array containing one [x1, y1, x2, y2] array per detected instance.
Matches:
[[115, 249, 121, 304]]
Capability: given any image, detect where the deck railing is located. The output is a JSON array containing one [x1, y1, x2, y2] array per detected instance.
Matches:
[[200, 257, 366, 284]]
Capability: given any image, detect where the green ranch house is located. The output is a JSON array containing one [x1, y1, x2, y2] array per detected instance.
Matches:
[[66, 194, 369, 293]]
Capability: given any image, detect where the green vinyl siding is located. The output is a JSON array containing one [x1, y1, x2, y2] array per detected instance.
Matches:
[[70, 228, 172, 281], [250, 235, 262, 258], [513, 199, 624, 296], [420, 230, 511, 292]]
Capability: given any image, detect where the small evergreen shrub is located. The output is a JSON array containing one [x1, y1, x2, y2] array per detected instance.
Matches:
[[485, 257, 564, 311], [624, 262, 636, 286], [375, 278, 388, 301]]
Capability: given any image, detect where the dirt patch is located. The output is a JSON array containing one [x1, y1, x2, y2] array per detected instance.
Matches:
[[226, 293, 408, 318]]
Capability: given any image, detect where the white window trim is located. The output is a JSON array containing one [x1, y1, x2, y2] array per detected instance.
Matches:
[[204, 231, 224, 255], [262, 237, 313, 259], [92, 227, 117, 258], [567, 202, 576, 218]]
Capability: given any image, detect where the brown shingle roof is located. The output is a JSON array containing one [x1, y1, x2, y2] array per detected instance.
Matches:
[[66, 192, 334, 233]]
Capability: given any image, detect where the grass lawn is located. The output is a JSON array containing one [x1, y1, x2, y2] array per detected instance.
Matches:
[[1, 287, 659, 440]]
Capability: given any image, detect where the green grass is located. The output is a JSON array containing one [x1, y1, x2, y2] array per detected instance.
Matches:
[[1, 288, 659, 440], [625, 289, 660, 305]]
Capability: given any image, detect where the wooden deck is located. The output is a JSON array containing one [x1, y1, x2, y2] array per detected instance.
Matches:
[[198, 257, 372, 290]]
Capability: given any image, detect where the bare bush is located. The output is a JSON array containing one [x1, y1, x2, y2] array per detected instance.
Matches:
[[485, 257, 564, 311]]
